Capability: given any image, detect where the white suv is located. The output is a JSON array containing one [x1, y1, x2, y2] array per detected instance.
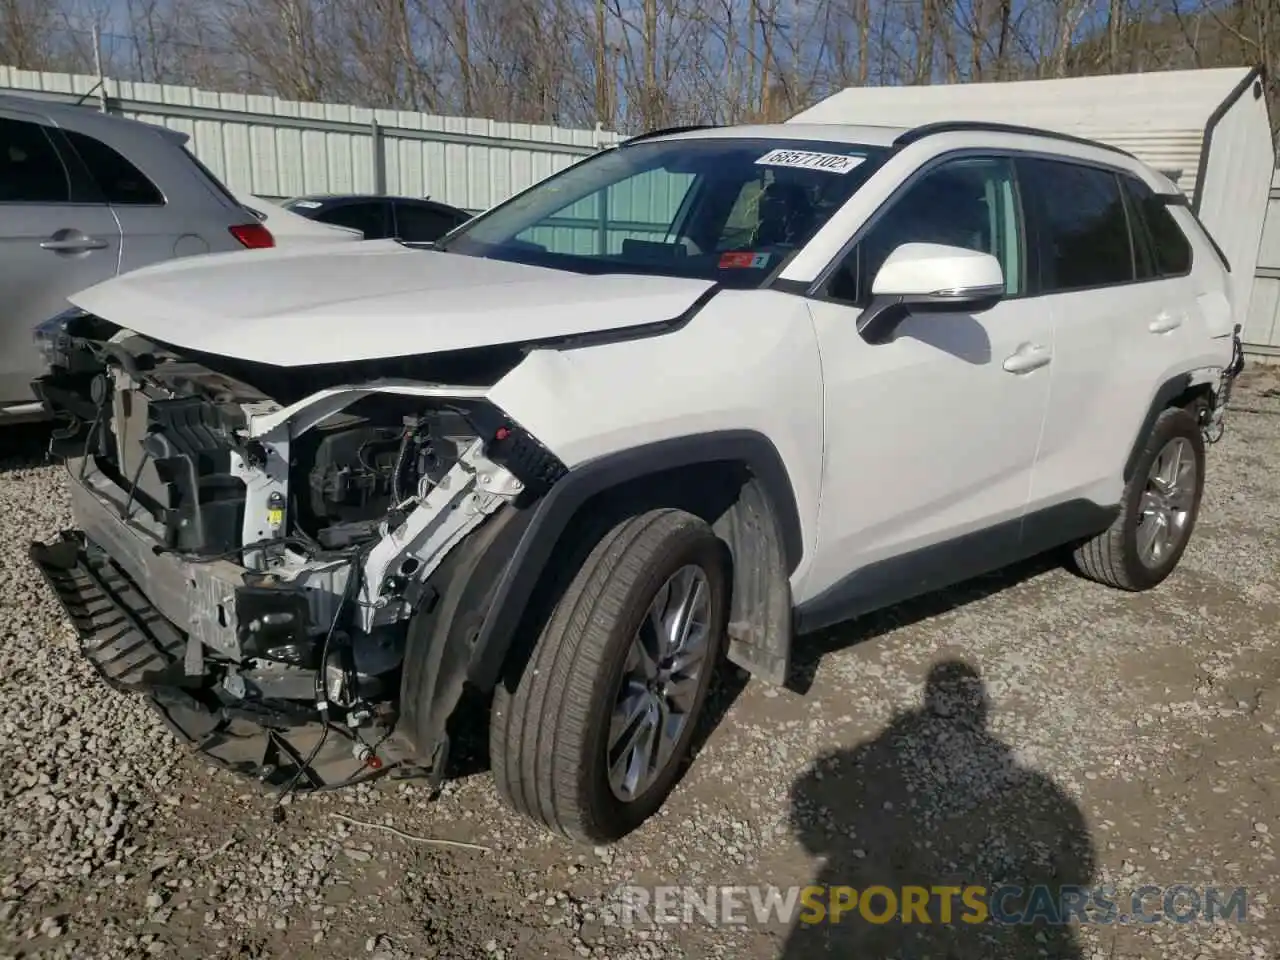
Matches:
[[30, 120, 1244, 844]]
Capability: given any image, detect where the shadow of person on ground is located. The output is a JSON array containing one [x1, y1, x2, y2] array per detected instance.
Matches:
[[782, 660, 1095, 959]]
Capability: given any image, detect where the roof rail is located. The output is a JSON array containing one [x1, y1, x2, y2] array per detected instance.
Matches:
[[893, 121, 1134, 158], [619, 124, 720, 146]]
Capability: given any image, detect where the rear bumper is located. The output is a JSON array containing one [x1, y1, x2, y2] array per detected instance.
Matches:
[[1226, 324, 1246, 381], [1205, 325, 1247, 442]]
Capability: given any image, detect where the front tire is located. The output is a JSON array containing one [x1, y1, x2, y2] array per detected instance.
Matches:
[[1072, 406, 1205, 591], [490, 508, 727, 844]]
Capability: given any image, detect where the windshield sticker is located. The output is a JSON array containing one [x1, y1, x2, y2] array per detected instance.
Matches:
[[719, 251, 771, 269], [755, 148, 865, 174]]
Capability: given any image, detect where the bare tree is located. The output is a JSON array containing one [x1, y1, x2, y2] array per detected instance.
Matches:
[[0, 0, 1275, 136], [0, 0, 58, 68]]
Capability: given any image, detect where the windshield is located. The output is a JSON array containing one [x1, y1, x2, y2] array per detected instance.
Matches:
[[437, 137, 888, 287]]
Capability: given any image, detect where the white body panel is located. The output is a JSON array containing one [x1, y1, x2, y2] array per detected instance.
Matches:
[[487, 290, 827, 592], [69, 243, 715, 364], [1029, 282, 1187, 512], [801, 295, 1052, 601]]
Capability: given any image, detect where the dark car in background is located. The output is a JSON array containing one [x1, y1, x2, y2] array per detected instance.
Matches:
[[282, 194, 473, 244]]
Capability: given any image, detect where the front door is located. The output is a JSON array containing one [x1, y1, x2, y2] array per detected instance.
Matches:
[[797, 154, 1053, 625]]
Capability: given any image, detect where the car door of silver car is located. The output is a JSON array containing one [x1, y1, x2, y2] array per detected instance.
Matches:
[[0, 109, 121, 409], [56, 126, 191, 271]]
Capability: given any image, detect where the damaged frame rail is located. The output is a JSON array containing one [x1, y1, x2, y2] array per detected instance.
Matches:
[[31, 380, 538, 792]]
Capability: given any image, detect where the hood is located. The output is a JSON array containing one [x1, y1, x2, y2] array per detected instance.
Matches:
[[69, 242, 716, 367]]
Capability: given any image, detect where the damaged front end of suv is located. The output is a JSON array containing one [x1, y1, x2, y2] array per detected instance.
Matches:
[[29, 307, 566, 791]]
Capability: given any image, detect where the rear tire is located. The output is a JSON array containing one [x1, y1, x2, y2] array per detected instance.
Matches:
[[490, 508, 727, 843], [1071, 406, 1205, 591]]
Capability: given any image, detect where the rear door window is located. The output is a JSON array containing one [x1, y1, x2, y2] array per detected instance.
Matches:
[[393, 201, 464, 243], [62, 130, 164, 205], [0, 117, 72, 204], [1017, 158, 1134, 292], [316, 201, 392, 239], [1120, 178, 1158, 281]]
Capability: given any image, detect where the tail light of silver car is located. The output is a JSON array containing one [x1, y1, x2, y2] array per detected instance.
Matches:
[[229, 222, 276, 249]]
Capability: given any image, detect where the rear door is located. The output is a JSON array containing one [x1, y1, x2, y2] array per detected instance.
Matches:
[[0, 111, 121, 407], [58, 127, 188, 271], [1018, 156, 1191, 513]]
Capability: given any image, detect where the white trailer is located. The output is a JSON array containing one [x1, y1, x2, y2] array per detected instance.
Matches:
[[1250, 169, 1280, 359], [792, 67, 1276, 354]]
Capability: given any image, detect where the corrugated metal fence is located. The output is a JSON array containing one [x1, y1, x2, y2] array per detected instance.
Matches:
[[0, 67, 622, 213], [1247, 170, 1280, 356]]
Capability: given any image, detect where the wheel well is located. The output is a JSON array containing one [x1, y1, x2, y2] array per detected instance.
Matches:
[[498, 461, 795, 691], [1125, 375, 1215, 481], [1170, 382, 1214, 420]]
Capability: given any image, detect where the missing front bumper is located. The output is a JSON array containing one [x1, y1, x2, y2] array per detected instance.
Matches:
[[31, 532, 186, 689], [29, 531, 395, 791]]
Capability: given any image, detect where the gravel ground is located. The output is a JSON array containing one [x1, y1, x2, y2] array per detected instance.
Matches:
[[2, 370, 1279, 960]]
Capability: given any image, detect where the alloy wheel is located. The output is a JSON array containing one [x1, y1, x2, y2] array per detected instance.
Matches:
[[1136, 436, 1197, 569], [606, 564, 712, 802]]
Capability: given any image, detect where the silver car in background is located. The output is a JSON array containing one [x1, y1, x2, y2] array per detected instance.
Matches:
[[0, 94, 274, 420]]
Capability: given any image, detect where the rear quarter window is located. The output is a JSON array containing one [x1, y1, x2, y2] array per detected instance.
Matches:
[[1142, 200, 1192, 276], [1119, 176, 1195, 278], [62, 130, 164, 205]]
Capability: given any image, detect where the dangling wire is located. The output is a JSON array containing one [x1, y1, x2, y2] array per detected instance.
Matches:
[[271, 537, 375, 817]]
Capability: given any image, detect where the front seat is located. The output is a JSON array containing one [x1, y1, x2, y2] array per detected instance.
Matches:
[[755, 181, 815, 248]]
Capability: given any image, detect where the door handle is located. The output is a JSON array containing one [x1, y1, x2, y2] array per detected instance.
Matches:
[[1002, 342, 1052, 374], [40, 236, 108, 252], [1149, 312, 1183, 334]]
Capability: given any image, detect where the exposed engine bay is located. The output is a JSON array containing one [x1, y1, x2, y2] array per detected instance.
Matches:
[[29, 309, 565, 792]]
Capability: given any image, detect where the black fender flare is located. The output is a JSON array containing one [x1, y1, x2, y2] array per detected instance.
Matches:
[[468, 430, 804, 692], [1123, 373, 1196, 482]]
